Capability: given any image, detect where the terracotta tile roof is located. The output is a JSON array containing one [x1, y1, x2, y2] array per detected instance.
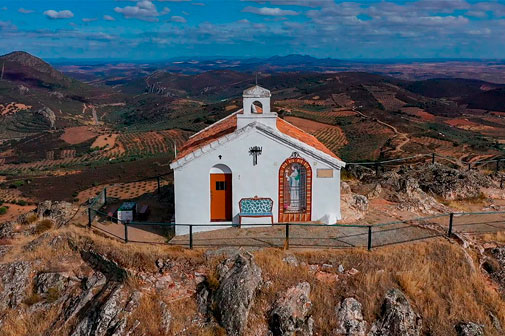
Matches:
[[174, 113, 238, 161], [173, 109, 342, 162], [276, 118, 341, 160]]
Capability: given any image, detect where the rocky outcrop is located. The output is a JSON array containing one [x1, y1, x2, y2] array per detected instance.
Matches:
[[335, 298, 367, 336], [455, 322, 484, 336], [483, 247, 505, 290], [269, 282, 313, 336], [71, 284, 130, 336], [37, 107, 56, 128], [0, 221, 15, 239], [381, 164, 491, 202], [0, 261, 32, 310], [368, 289, 422, 336], [35, 271, 71, 294], [213, 253, 262, 336], [35, 200, 77, 227]]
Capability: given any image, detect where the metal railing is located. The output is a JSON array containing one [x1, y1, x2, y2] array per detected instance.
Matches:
[[86, 206, 505, 251]]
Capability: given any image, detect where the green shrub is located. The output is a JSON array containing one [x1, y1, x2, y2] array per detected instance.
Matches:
[[16, 200, 27, 206], [0, 207, 7, 215]]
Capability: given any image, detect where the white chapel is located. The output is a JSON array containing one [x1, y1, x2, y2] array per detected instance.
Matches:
[[170, 85, 346, 236]]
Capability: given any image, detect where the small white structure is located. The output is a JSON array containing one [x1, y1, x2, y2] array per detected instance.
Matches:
[[170, 85, 346, 236]]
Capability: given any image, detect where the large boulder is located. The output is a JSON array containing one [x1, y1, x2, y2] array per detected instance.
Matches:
[[335, 298, 367, 336], [269, 282, 313, 336], [35, 272, 71, 294], [0, 261, 32, 310], [213, 253, 262, 336], [455, 322, 484, 336], [368, 289, 422, 336]]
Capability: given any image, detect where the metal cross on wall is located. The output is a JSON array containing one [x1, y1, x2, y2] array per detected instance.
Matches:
[[249, 146, 262, 166]]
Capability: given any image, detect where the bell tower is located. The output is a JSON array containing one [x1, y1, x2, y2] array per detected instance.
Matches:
[[237, 85, 277, 129]]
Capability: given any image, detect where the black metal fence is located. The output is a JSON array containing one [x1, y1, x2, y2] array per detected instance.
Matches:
[[87, 205, 505, 250], [346, 153, 504, 178]]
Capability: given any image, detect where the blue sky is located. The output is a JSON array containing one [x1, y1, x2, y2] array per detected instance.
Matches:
[[1, 0, 505, 60]]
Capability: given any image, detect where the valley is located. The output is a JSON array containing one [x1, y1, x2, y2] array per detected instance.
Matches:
[[0, 51, 504, 204]]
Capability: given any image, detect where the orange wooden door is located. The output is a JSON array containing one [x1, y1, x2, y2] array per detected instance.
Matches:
[[210, 173, 232, 221]]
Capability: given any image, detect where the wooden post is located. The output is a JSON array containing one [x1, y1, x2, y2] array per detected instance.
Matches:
[[467, 163, 471, 171], [103, 188, 107, 205], [367, 226, 372, 251], [189, 225, 193, 249], [496, 159, 501, 174], [448, 213, 454, 237], [432, 153, 436, 164], [375, 163, 379, 176], [124, 222, 128, 243], [285, 224, 290, 250]]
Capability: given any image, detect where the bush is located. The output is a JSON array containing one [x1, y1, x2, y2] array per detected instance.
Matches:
[[16, 200, 27, 206], [0, 207, 7, 215], [23, 293, 43, 306], [26, 214, 38, 224], [46, 287, 60, 303], [34, 219, 54, 234], [8, 180, 24, 189]]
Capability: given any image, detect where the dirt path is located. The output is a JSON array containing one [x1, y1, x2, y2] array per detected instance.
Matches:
[[349, 104, 411, 155]]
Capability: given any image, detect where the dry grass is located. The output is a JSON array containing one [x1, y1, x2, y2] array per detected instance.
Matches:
[[34, 219, 54, 234], [0, 305, 61, 336], [482, 231, 505, 243], [248, 239, 505, 335]]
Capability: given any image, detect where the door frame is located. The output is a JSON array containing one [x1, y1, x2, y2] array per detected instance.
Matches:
[[210, 168, 233, 222]]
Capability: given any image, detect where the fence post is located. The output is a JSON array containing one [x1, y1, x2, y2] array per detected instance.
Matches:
[[448, 213, 454, 237], [189, 225, 193, 249], [124, 222, 128, 243], [88, 208, 92, 228], [375, 163, 379, 176], [432, 153, 436, 164], [367, 225, 372, 251], [285, 223, 290, 250], [157, 176, 161, 195], [468, 163, 471, 171], [497, 159, 501, 174], [104, 188, 107, 205]]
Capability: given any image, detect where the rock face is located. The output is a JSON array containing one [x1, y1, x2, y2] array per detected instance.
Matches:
[[0, 261, 32, 310], [269, 282, 313, 336], [335, 298, 367, 336], [37, 107, 56, 128], [368, 289, 422, 336], [0, 221, 15, 239], [213, 253, 262, 336], [455, 322, 484, 336], [35, 272, 70, 294], [35, 200, 77, 227]]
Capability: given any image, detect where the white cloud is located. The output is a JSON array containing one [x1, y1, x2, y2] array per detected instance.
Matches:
[[242, 6, 298, 16], [114, 1, 170, 21], [82, 18, 98, 22], [103, 15, 116, 21], [171, 16, 187, 23], [18, 8, 34, 14], [43, 10, 74, 19]]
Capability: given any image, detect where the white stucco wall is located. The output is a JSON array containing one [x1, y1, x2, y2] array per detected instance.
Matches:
[[172, 126, 343, 236]]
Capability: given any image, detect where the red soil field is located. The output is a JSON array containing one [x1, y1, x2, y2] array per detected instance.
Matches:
[[60, 126, 98, 145]]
